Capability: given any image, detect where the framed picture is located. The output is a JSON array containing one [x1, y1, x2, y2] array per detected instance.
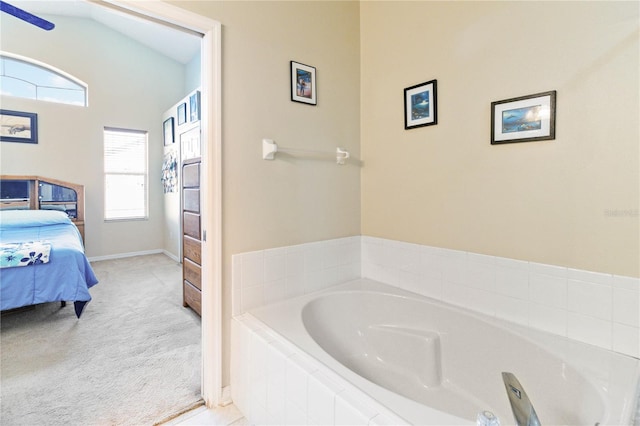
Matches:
[[291, 61, 317, 105], [0, 109, 38, 144], [189, 91, 200, 122], [404, 80, 437, 130], [491, 91, 556, 144], [163, 117, 174, 146], [177, 103, 187, 125]]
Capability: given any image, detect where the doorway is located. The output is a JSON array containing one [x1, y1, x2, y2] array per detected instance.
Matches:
[[106, 0, 222, 408]]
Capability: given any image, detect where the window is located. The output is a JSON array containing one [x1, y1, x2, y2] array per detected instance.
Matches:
[[104, 128, 148, 221], [0, 52, 87, 106]]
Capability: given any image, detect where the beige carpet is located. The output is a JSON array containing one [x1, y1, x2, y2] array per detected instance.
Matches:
[[1, 253, 202, 426]]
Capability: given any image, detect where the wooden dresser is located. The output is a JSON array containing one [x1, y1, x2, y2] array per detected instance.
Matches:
[[182, 158, 202, 316]]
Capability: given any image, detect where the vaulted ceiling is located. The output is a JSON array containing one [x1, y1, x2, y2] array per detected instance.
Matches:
[[4, 0, 201, 64]]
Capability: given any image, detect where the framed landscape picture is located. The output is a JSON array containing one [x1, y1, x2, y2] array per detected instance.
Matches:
[[491, 91, 556, 144], [0, 109, 38, 144]]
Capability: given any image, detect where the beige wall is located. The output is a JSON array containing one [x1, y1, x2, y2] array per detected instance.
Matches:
[[219, 1, 361, 251], [0, 15, 186, 258], [169, 0, 362, 385], [361, 1, 639, 278]]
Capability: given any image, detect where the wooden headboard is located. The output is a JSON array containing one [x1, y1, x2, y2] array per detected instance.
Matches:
[[0, 175, 86, 241]]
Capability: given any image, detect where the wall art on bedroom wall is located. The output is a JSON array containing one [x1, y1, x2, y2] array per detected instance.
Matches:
[[189, 91, 201, 122], [491, 90, 556, 144], [177, 103, 187, 126], [404, 79, 438, 129], [163, 117, 174, 146], [291, 61, 317, 106], [161, 150, 178, 193], [0, 109, 38, 144]]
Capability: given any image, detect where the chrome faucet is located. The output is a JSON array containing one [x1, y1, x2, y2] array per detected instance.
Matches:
[[502, 372, 541, 426]]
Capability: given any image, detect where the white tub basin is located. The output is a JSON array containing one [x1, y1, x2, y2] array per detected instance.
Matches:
[[251, 279, 640, 425]]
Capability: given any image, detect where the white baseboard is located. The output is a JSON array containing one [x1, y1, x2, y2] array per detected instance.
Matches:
[[162, 250, 180, 262], [88, 249, 165, 262]]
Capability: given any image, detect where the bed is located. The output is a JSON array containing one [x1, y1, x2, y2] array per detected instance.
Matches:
[[0, 176, 98, 318]]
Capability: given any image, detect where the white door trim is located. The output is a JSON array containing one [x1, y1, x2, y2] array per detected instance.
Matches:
[[105, 0, 222, 408]]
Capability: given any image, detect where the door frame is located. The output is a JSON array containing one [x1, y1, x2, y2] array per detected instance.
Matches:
[[106, 0, 222, 408]]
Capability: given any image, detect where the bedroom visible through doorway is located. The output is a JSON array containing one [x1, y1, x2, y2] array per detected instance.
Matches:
[[0, 0, 222, 419]]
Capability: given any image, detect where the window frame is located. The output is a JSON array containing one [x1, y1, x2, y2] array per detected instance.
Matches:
[[103, 127, 149, 222], [0, 51, 88, 106]]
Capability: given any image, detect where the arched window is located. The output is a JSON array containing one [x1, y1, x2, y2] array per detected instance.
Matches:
[[0, 52, 88, 106]]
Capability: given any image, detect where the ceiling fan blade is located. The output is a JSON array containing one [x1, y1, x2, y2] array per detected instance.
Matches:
[[0, 1, 55, 31]]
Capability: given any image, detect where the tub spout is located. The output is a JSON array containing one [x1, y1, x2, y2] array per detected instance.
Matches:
[[501, 372, 541, 426]]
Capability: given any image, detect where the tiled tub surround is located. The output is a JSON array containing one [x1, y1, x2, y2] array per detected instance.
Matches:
[[232, 237, 361, 316], [360, 236, 639, 358], [233, 235, 639, 358], [231, 281, 640, 425], [230, 236, 640, 424]]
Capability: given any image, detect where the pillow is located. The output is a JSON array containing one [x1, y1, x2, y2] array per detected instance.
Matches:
[[0, 210, 72, 228]]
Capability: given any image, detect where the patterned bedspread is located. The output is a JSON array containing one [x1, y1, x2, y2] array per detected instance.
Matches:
[[0, 241, 52, 268], [0, 210, 98, 317]]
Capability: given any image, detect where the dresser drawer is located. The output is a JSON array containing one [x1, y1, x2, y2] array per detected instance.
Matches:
[[183, 188, 200, 213], [183, 258, 201, 290], [183, 212, 200, 239], [183, 162, 200, 188], [183, 235, 201, 264], [183, 280, 201, 316]]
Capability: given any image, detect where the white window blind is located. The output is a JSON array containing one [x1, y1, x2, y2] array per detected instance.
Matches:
[[104, 127, 148, 220]]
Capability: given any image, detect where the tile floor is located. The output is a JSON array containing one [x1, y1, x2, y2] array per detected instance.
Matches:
[[166, 403, 248, 425]]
